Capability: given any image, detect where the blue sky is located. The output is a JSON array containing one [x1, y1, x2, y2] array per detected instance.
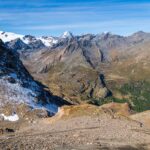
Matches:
[[0, 0, 150, 36]]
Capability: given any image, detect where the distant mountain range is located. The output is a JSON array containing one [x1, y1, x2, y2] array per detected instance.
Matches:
[[0, 31, 73, 49], [0, 30, 150, 112], [1, 30, 150, 51]]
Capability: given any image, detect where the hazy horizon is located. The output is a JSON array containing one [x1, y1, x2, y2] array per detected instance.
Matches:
[[0, 30, 149, 38]]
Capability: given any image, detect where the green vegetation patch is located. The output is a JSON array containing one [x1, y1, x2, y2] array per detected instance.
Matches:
[[90, 81, 150, 112]]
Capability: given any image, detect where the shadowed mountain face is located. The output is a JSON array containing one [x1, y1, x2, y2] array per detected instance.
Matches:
[[1, 31, 150, 107], [0, 40, 70, 116]]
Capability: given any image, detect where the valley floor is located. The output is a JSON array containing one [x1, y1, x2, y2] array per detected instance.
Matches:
[[0, 105, 150, 150]]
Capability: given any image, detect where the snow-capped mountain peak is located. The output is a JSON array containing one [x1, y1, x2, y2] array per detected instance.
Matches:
[[61, 31, 73, 39], [0, 31, 33, 44], [0, 31, 24, 43], [0, 31, 58, 47], [38, 36, 58, 47], [22, 35, 37, 44]]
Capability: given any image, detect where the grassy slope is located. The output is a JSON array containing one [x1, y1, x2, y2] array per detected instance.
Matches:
[[99, 42, 150, 112], [41, 63, 100, 103]]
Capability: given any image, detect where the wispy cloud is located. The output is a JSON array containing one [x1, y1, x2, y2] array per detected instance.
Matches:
[[0, 0, 150, 35], [15, 20, 128, 30]]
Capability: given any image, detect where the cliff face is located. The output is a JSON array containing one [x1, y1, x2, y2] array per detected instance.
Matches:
[[0, 40, 62, 116]]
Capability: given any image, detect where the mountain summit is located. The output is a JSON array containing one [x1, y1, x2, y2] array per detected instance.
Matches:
[[61, 31, 73, 39]]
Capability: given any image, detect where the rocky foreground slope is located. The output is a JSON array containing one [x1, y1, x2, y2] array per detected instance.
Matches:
[[0, 103, 150, 150]]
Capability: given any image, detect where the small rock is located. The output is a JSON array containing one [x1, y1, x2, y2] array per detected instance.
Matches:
[[0, 129, 4, 135], [5, 128, 15, 133], [0, 115, 4, 121]]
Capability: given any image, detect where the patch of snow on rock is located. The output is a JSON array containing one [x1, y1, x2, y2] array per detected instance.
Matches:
[[38, 36, 58, 47], [0, 113, 19, 122], [0, 79, 59, 114]]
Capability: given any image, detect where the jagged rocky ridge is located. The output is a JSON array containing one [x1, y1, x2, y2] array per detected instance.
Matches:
[[3, 31, 150, 70]]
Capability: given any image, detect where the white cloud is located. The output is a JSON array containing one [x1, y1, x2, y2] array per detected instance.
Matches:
[[16, 19, 150, 30]]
